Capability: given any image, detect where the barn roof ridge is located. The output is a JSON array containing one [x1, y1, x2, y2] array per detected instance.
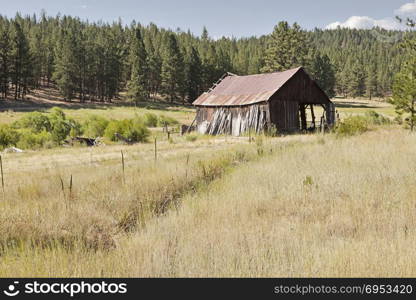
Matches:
[[193, 66, 305, 107], [229, 66, 302, 78]]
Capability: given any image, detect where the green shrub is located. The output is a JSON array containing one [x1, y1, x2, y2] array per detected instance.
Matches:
[[13, 111, 51, 132], [335, 115, 369, 137], [0, 124, 19, 150], [394, 115, 403, 125], [14, 107, 80, 144], [158, 115, 178, 127], [16, 129, 54, 150], [82, 115, 109, 138], [104, 119, 150, 143], [364, 110, 391, 125], [143, 113, 159, 127], [104, 120, 124, 141], [50, 120, 71, 143], [48, 107, 66, 122], [68, 118, 82, 138], [46, 108, 81, 143]]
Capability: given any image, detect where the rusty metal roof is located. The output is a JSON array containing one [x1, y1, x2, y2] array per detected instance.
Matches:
[[193, 67, 302, 106]]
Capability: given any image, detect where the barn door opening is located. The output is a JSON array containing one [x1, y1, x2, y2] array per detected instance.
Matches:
[[299, 104, 319, 132]]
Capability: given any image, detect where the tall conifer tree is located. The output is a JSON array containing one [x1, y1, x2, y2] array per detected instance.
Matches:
[[161, 33, 184, 102], [127, 27, 149, 103]]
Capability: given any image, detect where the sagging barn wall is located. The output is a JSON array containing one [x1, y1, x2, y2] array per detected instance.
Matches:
[[196, 104, 269, 136]]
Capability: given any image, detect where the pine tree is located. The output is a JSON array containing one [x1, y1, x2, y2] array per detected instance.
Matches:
[[52, 29, 77, 101], [335, 67, 348, 97], [309, 53, 336, 98], [145, 36, 162, 98], [261, 21, 310, 73], [127, 27, 149, 103], [161, 33, 184, 102], [10, 21, 32, 99], [29, 25, 43, 88], [202, 44, 219, 89], [0, 23, 11, 99], [184, 46, 202, 103], [391, 58, 416, 131], [349, 62, 366, 98], [365, 64, 378, 100]]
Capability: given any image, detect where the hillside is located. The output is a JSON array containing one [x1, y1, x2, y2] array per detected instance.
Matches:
[[0, 13, 409, 107]]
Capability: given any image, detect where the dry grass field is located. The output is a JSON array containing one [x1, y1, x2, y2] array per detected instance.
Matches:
[[0, 97, 414, 277], [0, 95, 195, 126], [0, 126, 415, 277]]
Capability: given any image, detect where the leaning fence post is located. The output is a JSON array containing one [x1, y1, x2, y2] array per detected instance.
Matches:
[[59, 176, 66, 199], [121, 150, 125, 184]]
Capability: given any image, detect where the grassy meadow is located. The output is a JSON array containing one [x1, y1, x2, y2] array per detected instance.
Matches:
[[0, 99, 195, 126], [0, 98, 415, 277]]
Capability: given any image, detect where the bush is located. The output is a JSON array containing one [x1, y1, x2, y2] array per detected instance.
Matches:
[[104, 120, 124, 141], [158, 115, 178, 127], [104, 118, 150, 143], [48, 107, 66, 122], [13, 108, 81, 145], [143, 113, 159, 127], [13, 112, 51, 132], [394, 115, 403, 125], [82, 115, 109, 138], [47, 108, 81, 143], [16, 129, 54, 150], [335, 116, 369, 137], [0, 124, 19, 150], [50, 120, 70, 143], [364, 110, 391, 125]]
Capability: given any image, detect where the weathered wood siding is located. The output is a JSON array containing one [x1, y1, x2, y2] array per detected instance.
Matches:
[[196, 104, 269, 136], [270, 69, 330, 105], [269, 100, 299, 132]]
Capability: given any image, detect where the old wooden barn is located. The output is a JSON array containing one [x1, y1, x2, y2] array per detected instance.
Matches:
[[192, 67, 335, 135]]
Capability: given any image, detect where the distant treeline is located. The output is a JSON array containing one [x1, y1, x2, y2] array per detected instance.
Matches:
[[0, 13, 410, 103]]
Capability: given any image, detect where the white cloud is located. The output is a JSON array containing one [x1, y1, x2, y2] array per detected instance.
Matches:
[[395, 1, 416, 15], [325, 1, 416, 30], [80, 5, 88, 9], [325, 16, 404, 30]]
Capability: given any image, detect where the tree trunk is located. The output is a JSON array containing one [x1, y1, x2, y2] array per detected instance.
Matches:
[[299, 104, 307, 131]]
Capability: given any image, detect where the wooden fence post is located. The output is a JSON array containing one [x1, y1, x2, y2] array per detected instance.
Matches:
[[0, 155, 4, 195], [185, 153, 190, 180], [154, 138, 157, 162], [69, 174, 73, 200], [121, 150, 125, 183]]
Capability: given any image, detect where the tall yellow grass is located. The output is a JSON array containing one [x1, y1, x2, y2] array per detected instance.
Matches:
[[0, 128, 415, 277]]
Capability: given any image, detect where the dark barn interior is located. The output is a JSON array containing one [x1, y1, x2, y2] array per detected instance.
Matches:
[[192, 67, 335, 135]]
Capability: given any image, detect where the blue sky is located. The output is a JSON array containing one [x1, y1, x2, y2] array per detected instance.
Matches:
[[0, 0, 414, 37]]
